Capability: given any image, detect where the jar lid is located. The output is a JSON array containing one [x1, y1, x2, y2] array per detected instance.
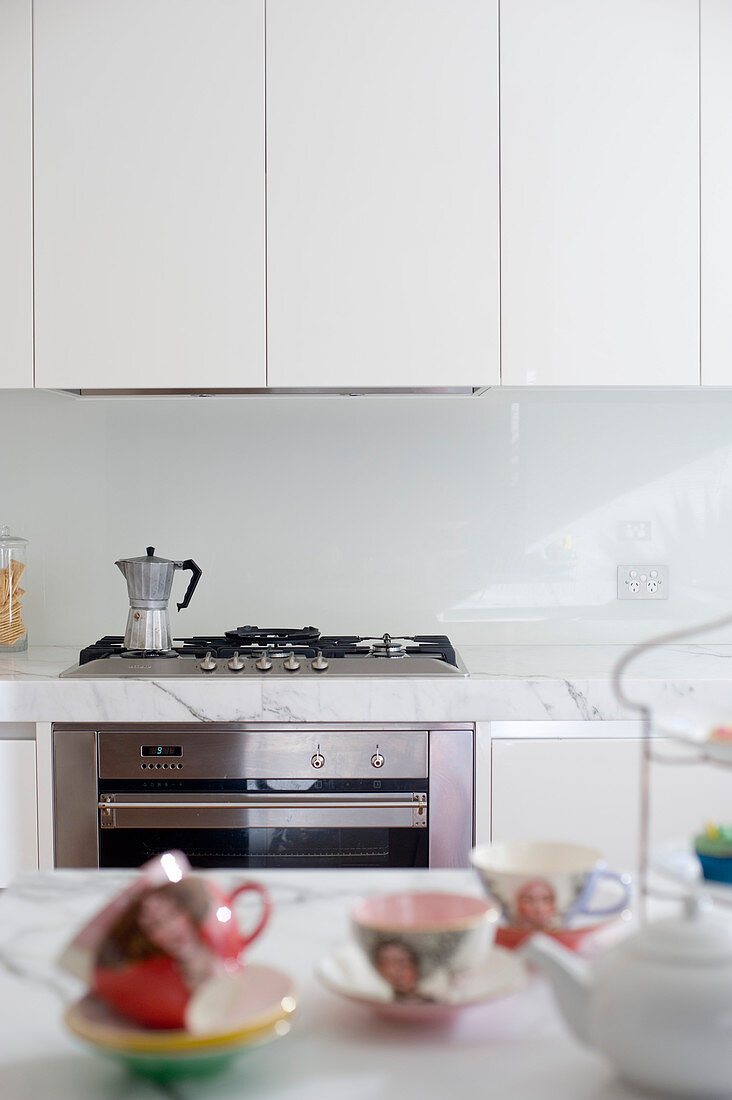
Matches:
[[0, 525, 27, 547]]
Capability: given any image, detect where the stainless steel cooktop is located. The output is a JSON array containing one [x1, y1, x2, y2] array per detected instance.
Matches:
[[60, 630, 468, 678]]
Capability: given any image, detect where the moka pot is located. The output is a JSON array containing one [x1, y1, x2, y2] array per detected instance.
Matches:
[[115, 546, 202, 652]]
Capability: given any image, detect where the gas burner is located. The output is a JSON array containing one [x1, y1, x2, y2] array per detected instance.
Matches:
[[224, 626, 321, 647], [368, 633, 410, 659], [120, 648, 179, 659]]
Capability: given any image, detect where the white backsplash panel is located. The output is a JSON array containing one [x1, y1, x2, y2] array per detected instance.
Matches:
[[2, 388, 732, 647]]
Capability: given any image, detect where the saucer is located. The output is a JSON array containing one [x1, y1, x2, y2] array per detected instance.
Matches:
[[316, 943, 527, 1023], [496, 915, 618, 952], [65, 964, 297, 1080]]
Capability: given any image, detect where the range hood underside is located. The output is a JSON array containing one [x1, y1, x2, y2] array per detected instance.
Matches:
[[56, 387, 488, 398]]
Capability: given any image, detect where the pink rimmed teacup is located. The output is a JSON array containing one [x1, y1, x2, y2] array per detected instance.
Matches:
[[350, 891, 497, 1001]]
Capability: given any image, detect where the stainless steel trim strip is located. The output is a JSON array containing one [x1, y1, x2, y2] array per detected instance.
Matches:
[[53, 728, 99, 867], [428, 728, 474, 868]]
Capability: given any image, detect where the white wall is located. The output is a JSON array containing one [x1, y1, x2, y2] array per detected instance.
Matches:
[[3, 388, 732, 647]]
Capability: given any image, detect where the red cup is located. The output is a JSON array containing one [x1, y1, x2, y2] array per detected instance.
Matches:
[[92, 877, 271, 1029]]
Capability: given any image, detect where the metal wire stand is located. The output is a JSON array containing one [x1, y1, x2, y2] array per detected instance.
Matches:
[[612, 610, 732, 921]]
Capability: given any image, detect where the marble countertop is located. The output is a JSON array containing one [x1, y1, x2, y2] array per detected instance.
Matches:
[[0, 643, 730, 724], [0, 867, 641, 1100]]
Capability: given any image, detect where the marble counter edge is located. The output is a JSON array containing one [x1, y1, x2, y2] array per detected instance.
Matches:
[[0, 645, 729, 724]]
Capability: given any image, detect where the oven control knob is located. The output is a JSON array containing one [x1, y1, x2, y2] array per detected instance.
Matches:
[[199, 651, 217, 672], [227, 651, 245, 672], [371, 750, 385, 769], [284, 652, 300, 672], [311, 751, 325, 770], [256, 652, 273, 671], [311, 651, 329, 672]]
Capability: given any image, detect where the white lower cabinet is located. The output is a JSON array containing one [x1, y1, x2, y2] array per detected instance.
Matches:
[[488, 737, 732, 871], [0, 739, 37, 887]]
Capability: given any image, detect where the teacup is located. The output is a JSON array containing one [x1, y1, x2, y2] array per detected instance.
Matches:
[[350, 891, 497, 1002], [91, 855, 271, 1029], [470, 840, 631, 931]]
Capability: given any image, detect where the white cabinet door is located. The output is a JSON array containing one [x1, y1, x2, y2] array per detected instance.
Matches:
[[266, 0, 499, 389], [34, 0, 265, 390], [501, 0, 699, 387], [0, 740, 37, 887], [491, 739, 732, 872], [701, 0, 732, 385], [0, 0, 32, 387]]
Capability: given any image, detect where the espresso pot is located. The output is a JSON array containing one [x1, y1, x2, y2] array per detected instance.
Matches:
[[115, 546, 202, 652]]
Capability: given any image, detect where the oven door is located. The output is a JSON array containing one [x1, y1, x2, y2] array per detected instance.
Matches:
[[98, 791, 429, 869]]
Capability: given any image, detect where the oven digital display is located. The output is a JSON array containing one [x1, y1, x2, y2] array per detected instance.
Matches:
[[141, 745, 183, 757]]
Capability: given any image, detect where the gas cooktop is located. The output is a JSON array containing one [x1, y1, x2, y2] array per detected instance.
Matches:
[[60, 628, 468, 678]]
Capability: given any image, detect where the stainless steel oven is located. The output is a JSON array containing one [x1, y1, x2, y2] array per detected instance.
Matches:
[[53, 724, 474, 869]]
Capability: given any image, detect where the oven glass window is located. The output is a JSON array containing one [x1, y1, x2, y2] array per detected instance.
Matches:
[[99, 826, 428, 869]]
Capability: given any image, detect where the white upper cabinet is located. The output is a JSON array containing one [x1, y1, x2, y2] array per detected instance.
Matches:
[[33, 0, 265, 390], [701, 0, 732, 385], [0, 0, 32, 387], [266, 0, 499, 389], [500, 0, 699, 387]]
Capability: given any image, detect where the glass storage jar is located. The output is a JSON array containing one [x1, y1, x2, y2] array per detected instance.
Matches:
[[0, 526, 28, 652]]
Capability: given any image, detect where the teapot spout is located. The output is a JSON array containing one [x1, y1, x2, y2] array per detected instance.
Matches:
[[522, 934, 592, 1045], [114, 560, 127, 577]]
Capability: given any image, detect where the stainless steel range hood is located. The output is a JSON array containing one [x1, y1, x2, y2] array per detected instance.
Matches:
[[54, 387, 489, 398]]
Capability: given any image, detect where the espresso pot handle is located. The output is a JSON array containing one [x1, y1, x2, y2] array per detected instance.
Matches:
[[175, 559, 202, 612]]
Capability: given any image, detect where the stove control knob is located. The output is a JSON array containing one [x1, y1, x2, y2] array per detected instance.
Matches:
[[199, 651, 217, 672], [256, 652, 273, 672], [311, 651, 329, 672], [371, 750, 385, 769], [227, 651, 245, 672], [311, 750, 325, 770], [284, 652, 300, 672]]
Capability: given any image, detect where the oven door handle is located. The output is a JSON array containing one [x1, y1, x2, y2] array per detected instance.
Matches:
[[98, 795, 428, 829], [98, 798, 422, 810]]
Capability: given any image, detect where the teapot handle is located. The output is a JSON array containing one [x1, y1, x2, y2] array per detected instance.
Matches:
[[175, 559, 202, 611]]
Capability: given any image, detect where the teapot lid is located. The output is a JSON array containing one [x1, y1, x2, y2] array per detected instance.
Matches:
[[627, 897, 732, 965], [116, 546, 174, 566]]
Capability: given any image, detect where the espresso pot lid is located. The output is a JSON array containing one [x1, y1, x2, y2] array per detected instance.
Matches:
[[116, 546, 174, 567]]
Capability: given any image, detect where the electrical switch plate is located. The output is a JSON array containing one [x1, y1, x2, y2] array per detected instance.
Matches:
[[617, 565, 668, 600]]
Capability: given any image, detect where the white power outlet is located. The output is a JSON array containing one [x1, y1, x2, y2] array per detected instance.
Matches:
[[617, 565, 669, 600]]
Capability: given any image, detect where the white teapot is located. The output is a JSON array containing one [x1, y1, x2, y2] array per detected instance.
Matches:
[[524, 898, 732, 1097]]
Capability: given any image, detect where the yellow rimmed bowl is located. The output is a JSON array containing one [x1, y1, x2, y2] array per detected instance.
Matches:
[[65, 964, 297, 1081]]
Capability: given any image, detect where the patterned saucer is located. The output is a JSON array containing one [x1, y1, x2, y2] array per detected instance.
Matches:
[[316, 943, 526, 1023]]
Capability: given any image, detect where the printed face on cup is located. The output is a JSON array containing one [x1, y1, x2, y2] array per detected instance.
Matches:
[[96, 879, 220, 990], [512, 878, 560, 931], [373, 938, 423, 998], [91, 868, 271, 1029]]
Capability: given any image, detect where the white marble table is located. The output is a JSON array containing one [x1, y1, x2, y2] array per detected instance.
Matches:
[[1, 643, 732, 724], [0, 868, 649, 1099]]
